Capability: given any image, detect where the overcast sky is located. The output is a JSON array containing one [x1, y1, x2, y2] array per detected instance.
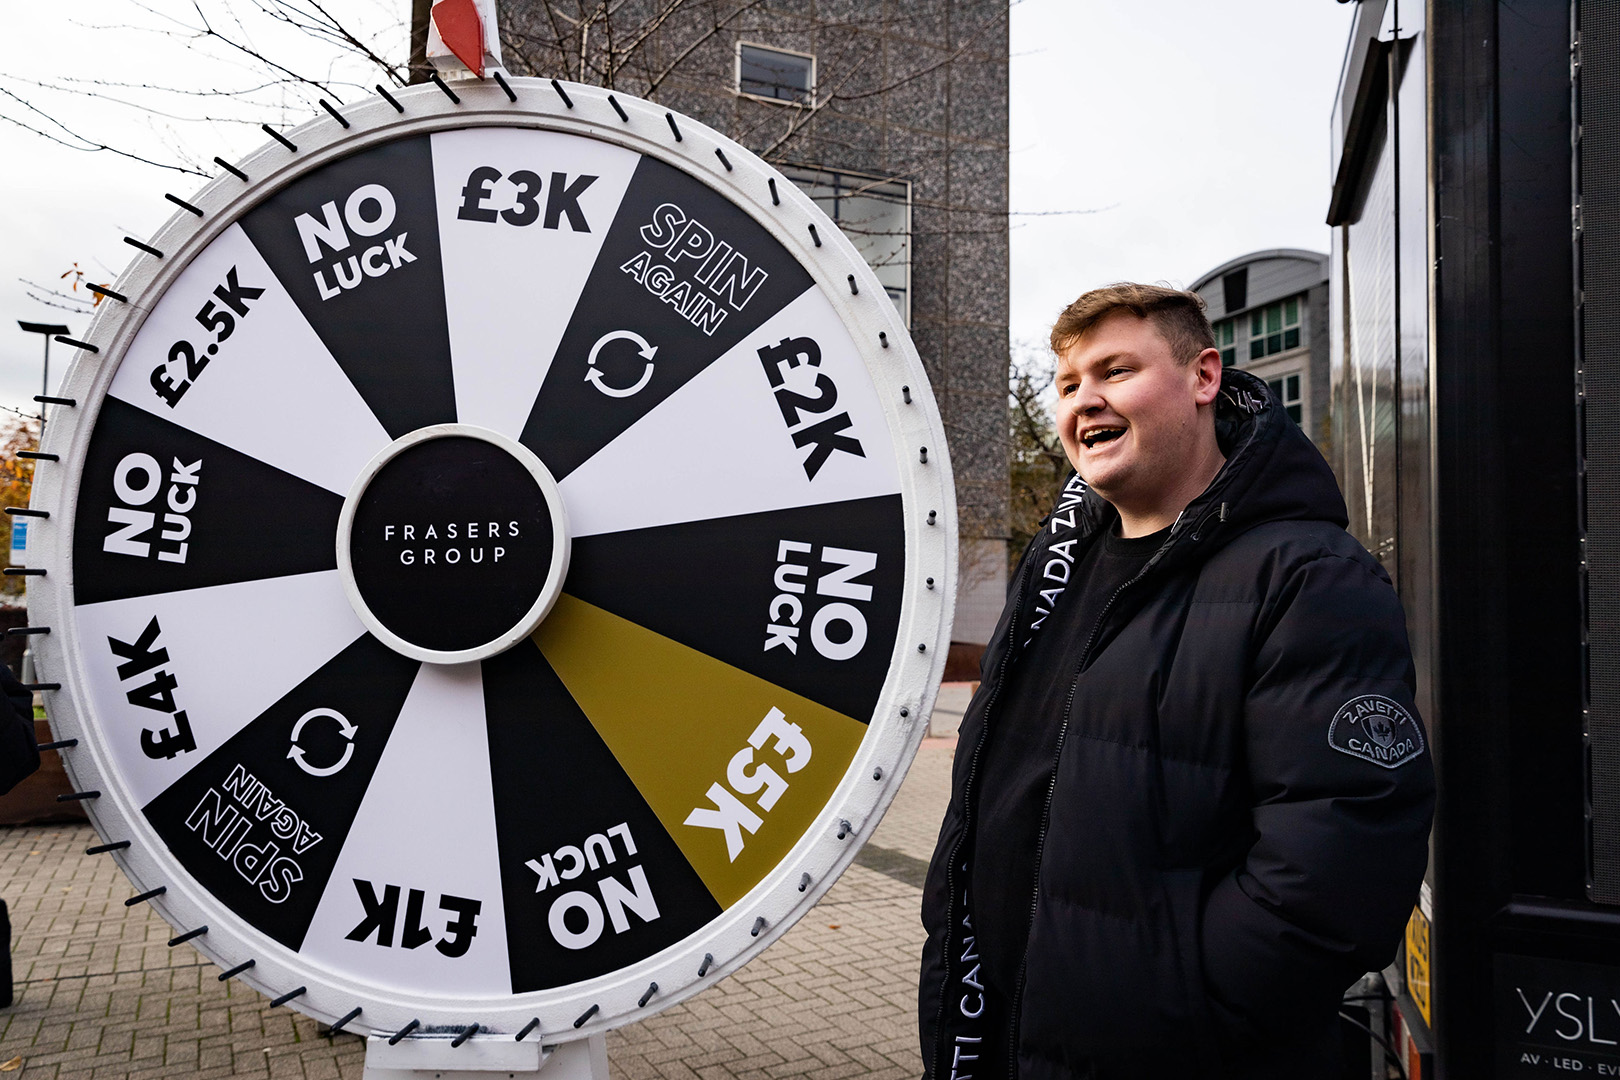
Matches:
[[1008, 1, 1354, 344], [0, 0, 1355, 413]]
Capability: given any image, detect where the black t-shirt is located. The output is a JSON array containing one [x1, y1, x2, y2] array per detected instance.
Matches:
[[966, 522, 1168, 1070]]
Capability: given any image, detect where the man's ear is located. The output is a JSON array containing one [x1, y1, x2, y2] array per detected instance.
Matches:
[[1192, 348, 1223, 407]]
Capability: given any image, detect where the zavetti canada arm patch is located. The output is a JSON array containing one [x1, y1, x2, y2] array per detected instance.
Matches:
[[1327, 694, 1426, 769]]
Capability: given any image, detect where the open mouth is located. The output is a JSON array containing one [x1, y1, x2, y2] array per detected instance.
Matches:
[[1080, 427, 1125, 449]]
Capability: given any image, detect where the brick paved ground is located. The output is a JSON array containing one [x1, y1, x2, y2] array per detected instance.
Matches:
[[924, 684, 972, 742], [0, 719, 962, 1079]]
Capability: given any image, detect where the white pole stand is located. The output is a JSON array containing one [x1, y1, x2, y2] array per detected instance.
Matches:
[[362, 1033, 608, 1080]]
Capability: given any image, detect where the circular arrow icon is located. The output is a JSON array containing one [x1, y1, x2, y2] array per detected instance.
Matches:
[[288, 707, 357, 777], [585, 330, 659, 398]]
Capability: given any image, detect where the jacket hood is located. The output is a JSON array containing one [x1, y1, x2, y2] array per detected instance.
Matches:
[[1197, 366, 1349, 537]]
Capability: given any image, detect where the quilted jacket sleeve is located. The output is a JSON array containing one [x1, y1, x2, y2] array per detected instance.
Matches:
[[1199, 550, 1435, 1046], [0, 663, 38, 797]]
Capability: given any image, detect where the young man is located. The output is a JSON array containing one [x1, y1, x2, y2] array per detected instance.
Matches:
[[919, 284, 1434, 1079]]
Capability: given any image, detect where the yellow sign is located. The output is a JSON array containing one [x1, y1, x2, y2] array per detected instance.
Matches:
[[1405, 905, 1432, 1028]]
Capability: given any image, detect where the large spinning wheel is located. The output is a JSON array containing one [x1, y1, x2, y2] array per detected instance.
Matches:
[[24, 80, 954, 1042]]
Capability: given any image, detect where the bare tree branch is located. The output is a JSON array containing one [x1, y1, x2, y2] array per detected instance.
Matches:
[[642, 0, 767, 99], [186, 0, 350, 101], [3, 0, 406, 177], [0, 90, 209, 175], [248, 0, 410, 87], [20, 287, 98, 315], [4, 73, 290, 99]]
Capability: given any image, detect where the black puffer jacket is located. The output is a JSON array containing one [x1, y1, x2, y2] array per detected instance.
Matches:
[[919, 370, 1435, 1079]]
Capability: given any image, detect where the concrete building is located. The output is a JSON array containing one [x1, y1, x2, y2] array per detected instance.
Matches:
[[1191, 249, 1330, 453], [501, 2, 1012, 668]]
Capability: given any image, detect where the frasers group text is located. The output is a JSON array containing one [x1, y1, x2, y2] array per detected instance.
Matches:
[[382, 521, 521, 566]]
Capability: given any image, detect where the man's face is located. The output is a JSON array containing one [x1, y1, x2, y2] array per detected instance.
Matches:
[[1053, 311, 1223, 522]]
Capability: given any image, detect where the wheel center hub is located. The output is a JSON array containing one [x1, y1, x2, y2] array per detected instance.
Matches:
[[337, 425, 570, 662]]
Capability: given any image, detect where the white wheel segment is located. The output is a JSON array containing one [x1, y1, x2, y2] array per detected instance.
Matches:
[[105, 223, 393, 496], [300, 661, 513, 998], [431, 127, 642, 439], [25, 79, 956, 1041], [71, 570, 367, 807], [558, 283, 902, 540]]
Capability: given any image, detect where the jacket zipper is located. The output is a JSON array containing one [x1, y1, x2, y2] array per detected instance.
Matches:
[[1001, 506, 1223, 1077], [1002, 576, 1127, 1078], [930, 554, 1033, 1080]]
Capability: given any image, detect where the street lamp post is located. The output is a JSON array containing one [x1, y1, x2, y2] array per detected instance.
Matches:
[[14, 321, 68, 686], [17, 321, 70, 406]]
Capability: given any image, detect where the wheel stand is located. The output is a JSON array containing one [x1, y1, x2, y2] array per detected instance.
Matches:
[[362, 1033, 608, 1080]]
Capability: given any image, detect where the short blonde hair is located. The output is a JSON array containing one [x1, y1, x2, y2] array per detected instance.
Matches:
[[1049, 282, 1217, 365]]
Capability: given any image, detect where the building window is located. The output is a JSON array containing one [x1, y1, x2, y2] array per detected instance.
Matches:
[[1248, 295, 1302, 360], [780, 164, 911, 325], [1215, 319, 1236, 366], [738, 43, 814, 105], [1222, 268, 1248, 313], [1268, 372, 1303, 423]]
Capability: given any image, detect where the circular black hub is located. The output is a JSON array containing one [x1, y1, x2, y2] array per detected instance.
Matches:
[[340, 427, 569, 661]]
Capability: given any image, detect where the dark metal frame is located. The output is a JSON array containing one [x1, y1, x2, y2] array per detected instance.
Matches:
[[1426, 0, 1597, 1074], [1330, 0, 1620, 1073]]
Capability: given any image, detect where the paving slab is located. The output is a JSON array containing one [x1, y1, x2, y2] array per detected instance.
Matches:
[[0, 737, 958, 1079], [924, 684, 974, 741]]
